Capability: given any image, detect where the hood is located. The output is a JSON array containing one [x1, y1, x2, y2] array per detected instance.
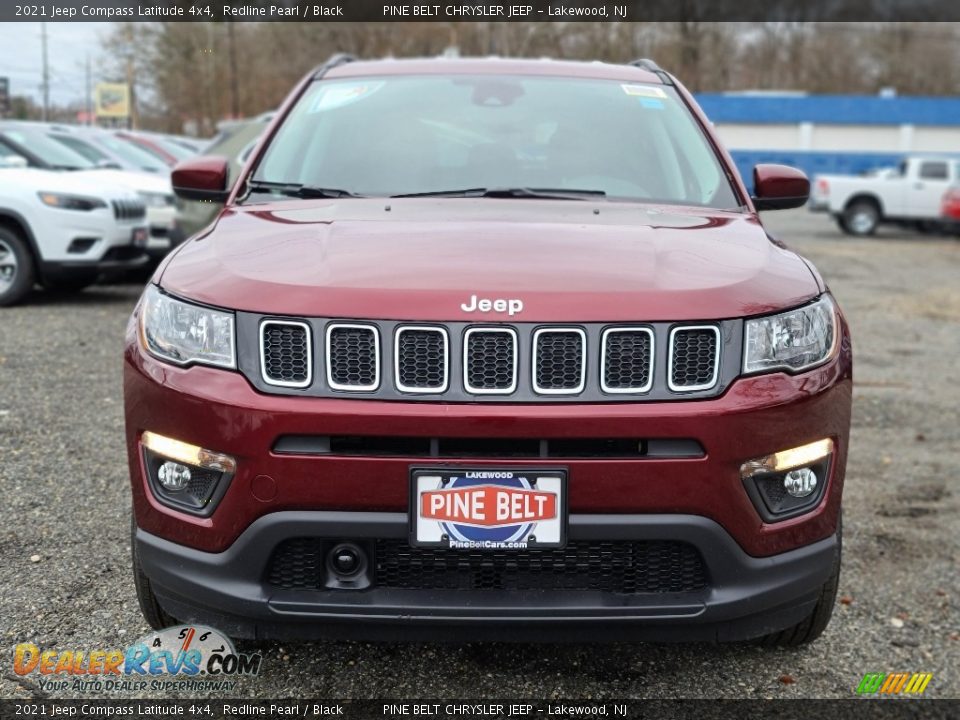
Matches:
[[0, 167, 141, 200], [71, 169, 172, 195], [159, 198, 819, 322]]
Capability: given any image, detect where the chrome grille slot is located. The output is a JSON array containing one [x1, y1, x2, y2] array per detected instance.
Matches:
[[395, 327, 448, 393], [533, 328, 586, 394], [260, 320, 312, 388], [669, 326, 720, 391], [602, 328, 654, 393], [111, 199, 146, 222], [326, 324, 379, 391], [464, 328, 517, 394], [243, 314, 736, 402]]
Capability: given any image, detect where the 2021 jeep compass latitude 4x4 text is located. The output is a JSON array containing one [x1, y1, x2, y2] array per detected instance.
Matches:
[[126, 56, 851, 645]]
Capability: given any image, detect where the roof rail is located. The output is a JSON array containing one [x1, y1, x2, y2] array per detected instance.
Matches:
[[629, 58, 674, 85], [312, 53, 357, 79]]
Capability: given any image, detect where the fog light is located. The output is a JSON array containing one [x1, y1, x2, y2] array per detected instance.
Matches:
[[784, 467, 818, 498], [141, 431, 236, 516], [740, 438, 834, 478], [157, 461, 191, 491]]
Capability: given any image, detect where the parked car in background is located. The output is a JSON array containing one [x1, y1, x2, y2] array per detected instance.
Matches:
[[809, 156, 960, 236], [0, 155, 148, 305], [0, 123, 178, 261], [46, 125, 170, 174], [171, 114, 272, 242], [943, 186, 960, 233], [116, 131, 197, 167]]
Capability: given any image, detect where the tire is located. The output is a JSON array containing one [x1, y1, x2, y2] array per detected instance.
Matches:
[[131, 516, 179, 630], [834, 215, 850, 234], [0, 226, 36, 307], [758, 513, 842, 647], [842, 201, 880, 236]]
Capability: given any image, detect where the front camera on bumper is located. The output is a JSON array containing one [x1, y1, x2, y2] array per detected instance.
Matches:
[[141, 431, 235, 515]]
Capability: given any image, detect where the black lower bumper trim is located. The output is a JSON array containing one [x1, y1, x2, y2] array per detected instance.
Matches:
[[136, 512, 837, 642]]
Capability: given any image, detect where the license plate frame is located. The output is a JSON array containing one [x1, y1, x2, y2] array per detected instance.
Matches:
[[410, 467, 567, 551]]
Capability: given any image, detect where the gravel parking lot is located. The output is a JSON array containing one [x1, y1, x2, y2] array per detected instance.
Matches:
[[1, 209, 957, 700]]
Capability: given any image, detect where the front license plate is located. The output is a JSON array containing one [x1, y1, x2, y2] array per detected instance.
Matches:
[[132, 227, 149, 247], [411, 468, 566, 550]]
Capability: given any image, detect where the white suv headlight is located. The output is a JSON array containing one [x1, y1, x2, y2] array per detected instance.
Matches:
[[744, 295, 838, 375], [139, 285, 235, 369]]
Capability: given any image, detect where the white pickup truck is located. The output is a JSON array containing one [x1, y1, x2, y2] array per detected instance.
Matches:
[[810, 156, 960, 236]]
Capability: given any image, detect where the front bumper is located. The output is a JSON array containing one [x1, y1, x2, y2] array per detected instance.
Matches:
[[137, 512, 838, 642]]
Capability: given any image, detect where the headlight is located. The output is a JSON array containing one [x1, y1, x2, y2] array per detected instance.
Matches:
[[139, 284, 235, 368], [138, 190, 175, 208], [37, 192, 106, 211], [744, 295, 837, 374]]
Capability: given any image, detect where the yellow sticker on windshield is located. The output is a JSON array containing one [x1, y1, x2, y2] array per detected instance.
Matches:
[[621, 84, 667, 98]]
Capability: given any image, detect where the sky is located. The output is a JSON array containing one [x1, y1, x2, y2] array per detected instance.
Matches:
[[0, 22, 109, 107]]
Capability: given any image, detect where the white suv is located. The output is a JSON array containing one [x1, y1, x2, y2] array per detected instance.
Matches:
[[0, 123, 177, 260], [0, 157, 148, 306]]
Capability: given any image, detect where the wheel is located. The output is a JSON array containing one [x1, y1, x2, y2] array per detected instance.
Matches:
[[834, 215, 850, 234], [131, 516, 179, 630], [0, 227, 36, 307], [842, 201, 880, 236], [758, 513, 842, 647]]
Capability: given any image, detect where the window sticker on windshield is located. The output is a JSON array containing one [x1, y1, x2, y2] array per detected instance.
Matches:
[[639, 97, 665, 109], [621, 84, 667, 99], [308, 82, 384, 113]]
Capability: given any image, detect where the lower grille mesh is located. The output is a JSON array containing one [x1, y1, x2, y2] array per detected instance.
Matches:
[[266, 538, 709, 594]]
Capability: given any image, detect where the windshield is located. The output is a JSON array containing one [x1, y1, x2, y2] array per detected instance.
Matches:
[[252, 74, 739, 208], [3, 128, 95, 170]]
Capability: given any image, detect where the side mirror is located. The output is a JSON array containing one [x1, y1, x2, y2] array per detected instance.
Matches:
[[751, 164, 810, 211], [171, 155, 230, 202]]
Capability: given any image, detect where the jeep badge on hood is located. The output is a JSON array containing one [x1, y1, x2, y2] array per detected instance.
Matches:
[[461, 295, 524, 316]]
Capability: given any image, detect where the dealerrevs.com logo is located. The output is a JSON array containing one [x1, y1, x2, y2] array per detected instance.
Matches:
[[12, 625, 261, 693]]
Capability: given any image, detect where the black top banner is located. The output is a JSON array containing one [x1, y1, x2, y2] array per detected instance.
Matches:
[[3, 0, 960, 22]]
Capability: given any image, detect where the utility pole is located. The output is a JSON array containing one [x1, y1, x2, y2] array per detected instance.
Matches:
[[85, 54, 92, 126], [40, 22, 49, 121], [125, 23, 137, 129], [227, 22, 240, 118]]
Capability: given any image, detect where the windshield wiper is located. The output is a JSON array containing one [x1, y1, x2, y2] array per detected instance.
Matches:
[[246, 180, 361, 199], [391, 187, 606, 200]]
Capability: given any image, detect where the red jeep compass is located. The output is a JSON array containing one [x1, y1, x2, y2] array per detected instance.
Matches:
[[125, 56, 852, 645]]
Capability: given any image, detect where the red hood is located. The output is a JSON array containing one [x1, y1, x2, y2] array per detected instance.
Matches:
[[160, 198, 818, 322]]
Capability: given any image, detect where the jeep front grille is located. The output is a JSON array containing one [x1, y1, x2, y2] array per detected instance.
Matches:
[[260, 320, 311, 388], [464, 328, 517, 394], [247, 318, 734, 402], [111, 199, 146, 222], [326, 324, 379, 390], [394, 327, 448, 393], [601, 328, 654, 393], [533, 328, 586, 394], [669, 326, 720, 391]]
